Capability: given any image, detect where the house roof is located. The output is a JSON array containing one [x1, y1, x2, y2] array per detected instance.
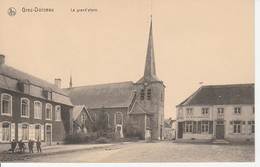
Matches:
[[177, 83, 254, 107], [64, 81, 135, 109], [0, 64, 72, 106]]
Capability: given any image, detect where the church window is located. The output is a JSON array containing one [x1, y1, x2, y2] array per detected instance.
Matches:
[[147, 89, 151, 100], [140, 89, 145, 100]]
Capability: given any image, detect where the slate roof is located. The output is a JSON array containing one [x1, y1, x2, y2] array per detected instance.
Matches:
[[177, 83, 254, 106], [64, 81, 135, 109], [0, 64, 72, 106]]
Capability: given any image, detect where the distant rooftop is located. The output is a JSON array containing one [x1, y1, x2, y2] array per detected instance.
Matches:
[[177, 83, 254, 107]]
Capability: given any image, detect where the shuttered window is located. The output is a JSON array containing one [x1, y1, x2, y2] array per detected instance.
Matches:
[[22, 124, 29, 140], [21, 98, 30, 118], [2, 122, 11, 142], [140, 89, 145, 100], [45, 103, 52, 120], [1, 93, 12, 116], [35, 124, 41, 140], [34, 101, 42, 119]]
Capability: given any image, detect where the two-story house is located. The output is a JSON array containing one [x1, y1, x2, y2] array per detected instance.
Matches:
[[176, 84, 254, 142], [0, 55, 73, 149]]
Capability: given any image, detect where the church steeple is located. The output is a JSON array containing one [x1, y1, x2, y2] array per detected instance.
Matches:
[[69, 74, 73, 88], [138, 16, 160, 83]]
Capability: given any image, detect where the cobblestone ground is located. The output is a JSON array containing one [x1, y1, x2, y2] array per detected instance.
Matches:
[[23, 142, 255, 162]]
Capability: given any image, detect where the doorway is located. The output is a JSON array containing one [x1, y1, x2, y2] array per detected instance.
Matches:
[[45, 124, 52, 145]]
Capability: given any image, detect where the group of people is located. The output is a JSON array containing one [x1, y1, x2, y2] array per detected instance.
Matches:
[[10, 139, 42, 153]]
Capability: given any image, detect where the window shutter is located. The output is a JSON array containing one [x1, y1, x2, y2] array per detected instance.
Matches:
[[29, 124, 34, 140], [193, 121, 197, 133], [41, 125, 44, 141], [18, 123, 22, 140], [197, 121, 201, 133], [209, 121, 213, 134], [0, 122, 2, 142], [11, 123, 15, 140]]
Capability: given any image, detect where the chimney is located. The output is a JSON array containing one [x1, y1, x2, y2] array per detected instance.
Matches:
[[54, 78, 61, 88], [0, 54, 5, 65]]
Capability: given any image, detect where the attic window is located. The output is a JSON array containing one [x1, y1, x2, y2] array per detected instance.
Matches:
[[17, 80, 30, 94], [43, 88, 52, 100]]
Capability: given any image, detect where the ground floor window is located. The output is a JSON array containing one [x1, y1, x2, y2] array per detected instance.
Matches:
[[35, 125, 41, 140], [248, 121, 255, 134], [185, 121, 193, 133], [201, 121, 209, 133], [2, 122, 11, 141], [231, 121, 241, 133], [22, 124, 29, 140]]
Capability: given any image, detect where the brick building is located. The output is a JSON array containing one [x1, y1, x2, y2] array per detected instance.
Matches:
[[64, 19, 165, 140], [0, 55, 73, 147]]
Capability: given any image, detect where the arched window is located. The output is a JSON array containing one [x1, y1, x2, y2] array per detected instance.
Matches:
[[21, 123, 29, 140], [34, 101, 42, 119], [35, 124, 41, 140], [115, 112, 123, 125], [21, 98, 30, 118], [55, 105, 61, 121], [2, 122, 11, 142], [45, 103, 52, 120], [81, 112, 87, 124], [1, 93, 12, 116]]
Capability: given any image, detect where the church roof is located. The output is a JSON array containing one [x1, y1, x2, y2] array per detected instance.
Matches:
[[177, 83, 254, 107], [64, 81, 135, 109], [0, 64, 72, 106], [72, 105, 93, 122], [137, 18, 160, 83]]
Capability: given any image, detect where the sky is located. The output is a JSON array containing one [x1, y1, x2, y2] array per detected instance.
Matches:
[[0, 0, 254, 119]]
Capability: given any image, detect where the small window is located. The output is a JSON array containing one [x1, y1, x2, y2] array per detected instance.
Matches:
[[147, 89, 152, 100], [55, 105, 61, 121], [234, 107, 241, 114], [185, 121, 193, 133], [45, 103, 52, 120], [34, 101, 42, 119], [1, 93, 12, 116], [21, 98, 30, 118], [140, 89, 145, 100], [201, 121, 209, 133], [2, 122, 11, 142], [233, 121, 241, 133]]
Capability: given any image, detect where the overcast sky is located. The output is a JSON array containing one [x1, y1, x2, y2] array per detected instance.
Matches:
[[0, 0, 254, 118]]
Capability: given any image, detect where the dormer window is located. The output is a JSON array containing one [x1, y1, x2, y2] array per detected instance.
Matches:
[[201, 108, 209, 115], [43, 88, 52, 100], [17, 80, 30, 94]]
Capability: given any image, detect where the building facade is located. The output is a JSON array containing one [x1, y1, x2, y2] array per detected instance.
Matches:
[[0, 55, 73, 147], [64, 19, 165, 140], [176, 84, 254, 142]]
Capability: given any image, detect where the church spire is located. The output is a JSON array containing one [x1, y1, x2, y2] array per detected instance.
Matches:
[[69, 74, 73, 88], [138, 16, 159, 83]]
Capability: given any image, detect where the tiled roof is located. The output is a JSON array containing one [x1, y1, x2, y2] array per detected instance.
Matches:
[[0, 64, 72, 106], [64, 81, 135, 109], [177, 83, 254, 106]]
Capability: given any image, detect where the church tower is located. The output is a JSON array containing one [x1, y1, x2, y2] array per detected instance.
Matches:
[[135, 17, 165, 140]]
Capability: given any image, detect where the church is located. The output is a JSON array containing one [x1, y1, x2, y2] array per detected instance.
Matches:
[[64, 19, 165, 140]]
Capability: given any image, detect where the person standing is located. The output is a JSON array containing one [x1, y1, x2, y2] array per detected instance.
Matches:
[[28, 139, 32, 153], [11, 139, 17, 153], [31, 140, 35, 153], [36, 139, 42, 153]]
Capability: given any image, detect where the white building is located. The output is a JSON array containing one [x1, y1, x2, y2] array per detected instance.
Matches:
[[176, 84, 254, 142]]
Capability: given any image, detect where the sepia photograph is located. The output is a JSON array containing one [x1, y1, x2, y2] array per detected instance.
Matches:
[[0, 0, 256, 165]]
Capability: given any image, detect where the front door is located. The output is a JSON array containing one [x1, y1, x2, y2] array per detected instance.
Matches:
[[216, 125, 225, 139], [45, 125, 52, 145], [178, 122, 183, 139]]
